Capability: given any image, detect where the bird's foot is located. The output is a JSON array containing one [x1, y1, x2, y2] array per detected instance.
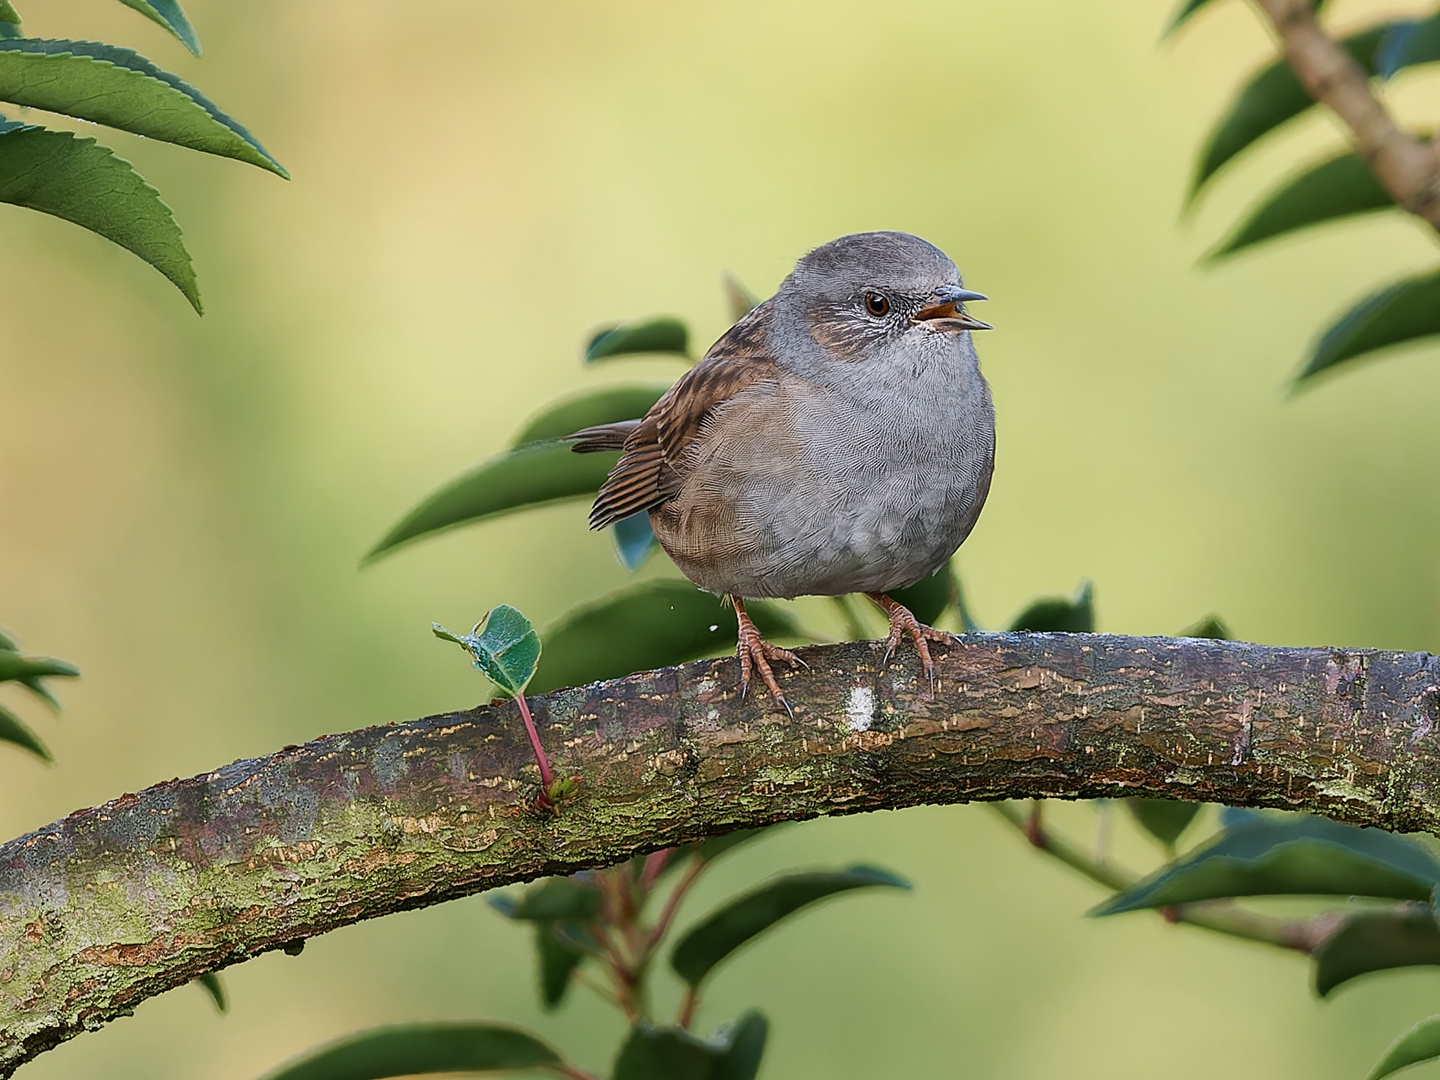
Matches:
[[867, 593, 954, 687], [732, 596, 807, 715]]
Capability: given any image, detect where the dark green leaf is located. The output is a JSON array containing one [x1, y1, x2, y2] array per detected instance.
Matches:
[[714, 1011, 768, 1080], [1296, 268, 1440, 383], [0, 22, 17, 40], [1008, 581, 1093, 633], [670, 865, 910, 987], [1180, 614, 1230, 639], [0, 628, 15, 650], [613, 1014, 767, 1080], [0, 631, 72, 707], [363, 441, 616, 563], [114, 0, 201, 56], [1092, 817, 1440, 916], [534, 924, 585, 1009], [1376, 13, 1440, 79], [509, 382, 669, 446], [257, 1022, 563, 1080], [0, 3, 18, 24], [0, 118, 199, 311], [1369, 1015, 1440, 1080], [1218, 805, 1263, 830], [0, 40, 284, 175], [1189, 25, 1388, 201], [586, 317, 689, 363], [1208, 151, 1392, 260], [1313, 907, 1440, 997], [195, 971, 227, 1012], [1126, 799, 1202, 850], [433, 605, 540, 697], [723, 274, 760, 321], [1164, 0, 1325, 39], [0, 651, 79, 681], [887, 562, 956, 626], [613, 511, 657, 570], [528, 580, 797, 694], [0, 702, 50, 762], [488, 876, 601, 922]]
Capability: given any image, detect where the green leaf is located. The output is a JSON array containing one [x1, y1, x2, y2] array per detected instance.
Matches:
[[0, 2, 18, 25], [0, 41, 284, 176], [1296, 268, 1440, 384], [1092, 816, 1440, 916], [887, 561, 956, 626], [613, 511, 658, 570], [1369, 1015, 1440, 1080], [1313, 907, 1440, 997], [1008, 581, 1093, 633], [613, 1013, 768, 1080], [488, 876, 601, 922], [0, 117, 200, 310], [1188, 25, 1389, 201], [1180, 614, 1230, 639], [114, 0, 202, 56], [364, 441, 616, 563], [528, 580, 797, 694], [586, 317, 689, 363], [0, 22, 17, 40], [534, 924, 586, 1010], [0, 651, 79, 681], [1126, 799, 1202, 850], [0, 702, 50, 762], [195, 971, 228, 1012], [432, 605, 540, 697], [722, 274, 760, 321], [670, 866, 910, 988], [1376, 13, 1440, 80], [509, 383, 669, 447], [1208, 151, 1392, 260], [1164, 0, 1325, 39], [257, 1022, 563, 1080]]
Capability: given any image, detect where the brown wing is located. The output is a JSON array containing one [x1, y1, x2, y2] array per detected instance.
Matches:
[[581, 301, 779, 530]]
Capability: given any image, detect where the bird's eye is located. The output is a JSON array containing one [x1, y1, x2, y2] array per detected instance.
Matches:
[[863, 292, 890, 317]]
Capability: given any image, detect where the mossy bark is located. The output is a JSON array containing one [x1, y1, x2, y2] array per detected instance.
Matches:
[[3, 631, 1440, 1074]]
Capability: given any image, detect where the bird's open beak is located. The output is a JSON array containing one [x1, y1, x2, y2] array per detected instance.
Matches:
[[914, 284, 992, 332]]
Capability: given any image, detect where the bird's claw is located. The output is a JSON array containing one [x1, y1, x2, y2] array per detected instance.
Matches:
[[869, 593, 955, 688]]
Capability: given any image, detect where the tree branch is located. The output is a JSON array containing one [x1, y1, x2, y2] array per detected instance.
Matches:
[[2, 632, 1439, 1075], [1251, 0, 1440, 229]]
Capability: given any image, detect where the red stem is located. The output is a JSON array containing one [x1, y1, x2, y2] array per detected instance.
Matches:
[[513, 692, 555, 788]]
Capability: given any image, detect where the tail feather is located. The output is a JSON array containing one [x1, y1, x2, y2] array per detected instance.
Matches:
[[567, 420, 640, 453]]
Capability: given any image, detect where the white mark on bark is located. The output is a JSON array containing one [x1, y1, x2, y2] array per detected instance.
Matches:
[[847, 684, 875, 732]]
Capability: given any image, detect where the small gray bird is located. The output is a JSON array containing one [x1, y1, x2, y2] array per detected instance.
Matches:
[[570, 231, 994, 709]]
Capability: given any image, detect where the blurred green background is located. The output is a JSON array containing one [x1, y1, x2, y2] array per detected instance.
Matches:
[[3, 0, 1440, 1077]]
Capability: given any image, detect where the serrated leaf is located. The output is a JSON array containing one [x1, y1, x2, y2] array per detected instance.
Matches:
[[613, 1013, 768, 1080], [528, 580, 797, 694], [0, 651, 79, 681], [433, 605, 540, 697], [195, 971, 228, 1012], [509, 383, 669, 446], [1189, 25, 1388, 201], [0, 117, 199, 310], [364, 441, 616, 563], [1181, 614, 1230, 639], [1092, 817, 1440, 916], [1313, 907, 1440, 997], [0, 40, 284, 176], [0, 702, 49, 762], [115, 0, 201, 56], [1375, 13, 1440, 80], [613, 511, 658, 570], [887, 561, 956, 626], [1009, 581, 1093, 633], [1127, 799, 1202, 850], [670, 866, 910, 988], [1369, 1015, 1440, 1080], [534, 924, 585, 1009], [722, 274, 760, 321], [257, 1022, 563, 1080], [0, 2, 18, 25], [1208, 151, 1392, 260], [586, 317, 689, 363], [489, 876, 601, 922], [1296, 268, 1440, 383], [1164, 0, 1325, 39]]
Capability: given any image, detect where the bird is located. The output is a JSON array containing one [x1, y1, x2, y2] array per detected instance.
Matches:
[[569, 231, 994, 711]]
